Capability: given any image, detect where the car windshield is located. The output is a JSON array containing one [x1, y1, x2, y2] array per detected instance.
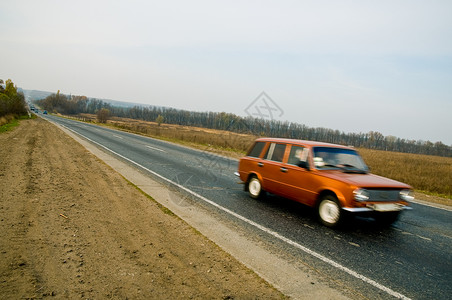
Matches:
[[312, 147, 368, 173]]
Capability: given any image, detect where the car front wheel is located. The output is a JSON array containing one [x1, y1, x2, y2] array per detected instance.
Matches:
[[318, 195, 342, 227]]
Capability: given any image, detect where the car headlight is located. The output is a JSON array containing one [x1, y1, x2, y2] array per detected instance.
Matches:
[[354, 188, 370, 201], [400, 189, 414, 202]]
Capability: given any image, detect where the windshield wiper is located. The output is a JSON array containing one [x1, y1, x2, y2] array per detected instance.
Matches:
[[337, 164, 368, 174], [339, 164, 357, 169], [323, 164, 340, 168]]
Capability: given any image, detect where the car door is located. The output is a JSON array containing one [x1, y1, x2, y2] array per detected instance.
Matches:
[[258, 142, 289, 195], [278, 145, 318, 206]]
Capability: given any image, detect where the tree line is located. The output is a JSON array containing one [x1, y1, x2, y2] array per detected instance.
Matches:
[[0, 79, 28, 117], [35, 93, 452, 157]]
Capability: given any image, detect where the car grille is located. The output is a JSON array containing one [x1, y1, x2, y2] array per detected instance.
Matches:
[[367, 189, 401, 202]]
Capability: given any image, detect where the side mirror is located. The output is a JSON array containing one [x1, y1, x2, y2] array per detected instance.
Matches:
[[298, 160, 310, 170]]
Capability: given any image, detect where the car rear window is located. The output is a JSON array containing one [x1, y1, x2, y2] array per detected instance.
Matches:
[[247, 142, 266, 158], [264, 143, 286, 162]]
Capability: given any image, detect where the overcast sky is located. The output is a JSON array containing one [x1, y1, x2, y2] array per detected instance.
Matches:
[[2, 0, 451, 145]]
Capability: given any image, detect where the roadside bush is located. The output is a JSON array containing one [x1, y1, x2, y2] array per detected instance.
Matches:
[[0, 114, 16, 125], [97, 108, 110, 123], [0, 79, 27, 117]]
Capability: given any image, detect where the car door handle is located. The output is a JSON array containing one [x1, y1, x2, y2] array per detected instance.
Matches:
[[257, 162, 264, 167], [280, 167, 288, 173]]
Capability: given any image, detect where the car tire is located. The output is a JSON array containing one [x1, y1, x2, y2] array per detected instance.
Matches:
[[247, 176, 264, 199], [318, 195, 342, 227]]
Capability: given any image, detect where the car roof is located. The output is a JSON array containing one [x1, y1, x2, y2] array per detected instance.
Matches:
[[254, 138, 355, 149]]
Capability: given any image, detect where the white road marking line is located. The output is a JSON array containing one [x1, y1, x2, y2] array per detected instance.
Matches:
[[394, 228, 433, 242], [113, 134, 123, 139], [61, 124, 412, 300], [416, 235, 432, 242], [146, 145, 166, 153], [440, 233, 452, 240], [410, 199, 452, 212]]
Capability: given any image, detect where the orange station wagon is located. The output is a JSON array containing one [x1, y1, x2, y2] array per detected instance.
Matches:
[[235, 138, 413, 227]]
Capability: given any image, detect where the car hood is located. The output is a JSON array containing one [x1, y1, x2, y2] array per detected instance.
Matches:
[[318, 170, 412, 189]]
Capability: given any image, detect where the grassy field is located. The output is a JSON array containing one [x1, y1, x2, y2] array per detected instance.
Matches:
[[71, 114, 452, 202]]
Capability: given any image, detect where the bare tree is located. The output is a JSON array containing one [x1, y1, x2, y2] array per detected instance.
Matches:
[[97, 108, 110, 123]]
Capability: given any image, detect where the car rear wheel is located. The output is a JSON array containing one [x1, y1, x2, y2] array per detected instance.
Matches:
[[318, 195, 342, 227], [247, 176, 263, 199]]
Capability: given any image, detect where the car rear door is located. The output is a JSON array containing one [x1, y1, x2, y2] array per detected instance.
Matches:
[[258, 142, 289, 195]]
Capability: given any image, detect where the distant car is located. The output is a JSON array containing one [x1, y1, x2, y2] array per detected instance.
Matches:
[[235, 138, 413, 227], [43, 110, 48, 114]]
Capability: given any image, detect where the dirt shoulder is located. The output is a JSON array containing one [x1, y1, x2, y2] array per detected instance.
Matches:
[[0, 118, 284, 299]]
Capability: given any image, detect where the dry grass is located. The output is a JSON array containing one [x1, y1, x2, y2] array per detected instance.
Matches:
[[71, 114, 452, 202], [0, 114, 15, 126]]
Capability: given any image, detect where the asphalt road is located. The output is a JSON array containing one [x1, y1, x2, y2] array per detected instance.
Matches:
[[43, 114, 452, 300]]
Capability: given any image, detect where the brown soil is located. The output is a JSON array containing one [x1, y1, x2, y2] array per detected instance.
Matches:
[[0, 118, 284, 299]]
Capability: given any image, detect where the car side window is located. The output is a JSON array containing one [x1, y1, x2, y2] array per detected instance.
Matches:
[[264, 143, 286, 162], [247, 142, 266, 158], [287, 145, 309, 166]]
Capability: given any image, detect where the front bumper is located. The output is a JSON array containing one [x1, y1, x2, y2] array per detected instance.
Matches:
[[343, 203, 412, 213]]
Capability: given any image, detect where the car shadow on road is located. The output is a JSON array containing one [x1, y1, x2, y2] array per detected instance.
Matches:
[[252, 193, 401, 234]]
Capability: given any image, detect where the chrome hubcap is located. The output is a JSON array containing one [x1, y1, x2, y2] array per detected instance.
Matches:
[[319, 200, 340, 224], [249, 179, 261, 196]]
